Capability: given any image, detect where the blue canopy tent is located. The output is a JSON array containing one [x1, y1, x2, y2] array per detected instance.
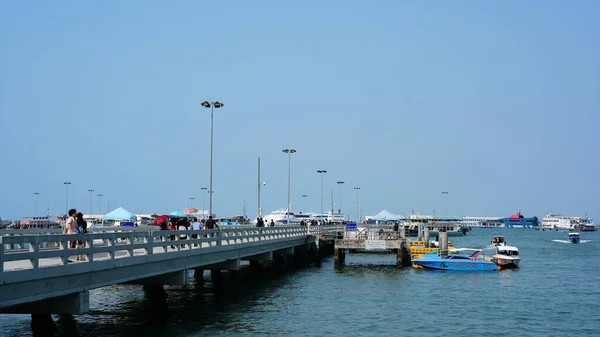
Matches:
[[102, 207, 137, 226], [168, 210, 193, 218]]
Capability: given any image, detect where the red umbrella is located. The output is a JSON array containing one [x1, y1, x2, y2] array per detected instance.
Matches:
[[152, 215, 169, 225]]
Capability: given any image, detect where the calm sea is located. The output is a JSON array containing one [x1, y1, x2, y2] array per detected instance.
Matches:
[[1, 228, 599, 337]]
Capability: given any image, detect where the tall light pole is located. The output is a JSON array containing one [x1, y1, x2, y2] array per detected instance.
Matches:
[[354, 187, 361, 222], [442, 191, 449, 216], [63, 182, 71, 215], [34, 192, 40, 216], [317, 170, 327, 220], [201, 187, 208, 216], [282, 149, 296, 224], [257, 157, 261, 218], [201, 100, 224, 218], [88, 189, 94, 215], [337, 181, 345, 215], [189, 197, 195, 208], [301, 194, 308, 213], [97, 194, 103, 216]]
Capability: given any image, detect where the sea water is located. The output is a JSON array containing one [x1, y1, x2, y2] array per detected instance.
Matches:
[[0, 228, 599, 337]]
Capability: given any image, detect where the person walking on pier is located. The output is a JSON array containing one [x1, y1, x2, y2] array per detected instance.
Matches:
[[64, 209, 78, 262], [76, 212, 88, 261]]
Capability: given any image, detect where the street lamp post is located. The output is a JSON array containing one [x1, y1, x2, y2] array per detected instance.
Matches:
[[442, 191, 449, 216], [189, 197, 195, 208], [97, 194, 103, 216], [337, 181, 345, 215], [34, 192, 40, 216], [317, 170, 327, 220], [354, 187, 361, 222], [63, 182, 71, 215], [88, 189, 94, 215], [301, 194, 308, 213], [201, 100, 224, 218], [282, 149, 296, 225], [201, 187, 208, 217]]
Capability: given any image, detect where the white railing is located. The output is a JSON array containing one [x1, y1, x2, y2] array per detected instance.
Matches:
[[0, 226, 323, 273]]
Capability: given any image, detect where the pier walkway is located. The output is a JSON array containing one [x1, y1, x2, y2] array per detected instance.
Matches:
[[0, 225, 335, 315]]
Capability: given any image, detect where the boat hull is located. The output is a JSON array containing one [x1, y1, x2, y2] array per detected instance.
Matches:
[[413, 257, 499, 271], [492, 256, 520, 269]]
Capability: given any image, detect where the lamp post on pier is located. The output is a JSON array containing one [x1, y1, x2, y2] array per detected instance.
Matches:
[[88, 189, 94, 215], [189, 197, 194, 208], [282, 149, 296, 225], [201, 100, 224, 218], [337, 181, 345, 215], [34, 192, 40, 216], [201, 187, 208, 217], [317, 170, 327, 220], [63, 182, 71, 215], [354, 187, 361, 222], [97, 194, 103, 216]]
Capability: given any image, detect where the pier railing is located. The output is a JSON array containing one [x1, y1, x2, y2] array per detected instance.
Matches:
[[0, 225, 338, 274]]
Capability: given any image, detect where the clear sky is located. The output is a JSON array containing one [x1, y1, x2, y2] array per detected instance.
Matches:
[[1, 1, 599, 221]]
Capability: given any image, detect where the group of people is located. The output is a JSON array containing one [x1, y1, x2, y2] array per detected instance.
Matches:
[[255, 217, 275, 227], [64, 208, 88, 262], [160, 216, 219, 248]]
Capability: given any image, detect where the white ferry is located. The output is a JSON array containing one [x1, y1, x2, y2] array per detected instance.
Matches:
[[541, 214, 597, 232], [259, 209, 297, 225], [10, 216, 62, 230]]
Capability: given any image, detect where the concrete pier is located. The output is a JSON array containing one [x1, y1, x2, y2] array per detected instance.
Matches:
[[0, 225, 338, 335], [333, 227, 412, 267]]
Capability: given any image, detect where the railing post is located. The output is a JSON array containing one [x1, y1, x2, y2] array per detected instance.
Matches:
[[87, 234, 94, 262], [216, 230, 222, 246], [146, 232, 154, 255], [0, 236, 4, 272], [29, 236, 39, 269]]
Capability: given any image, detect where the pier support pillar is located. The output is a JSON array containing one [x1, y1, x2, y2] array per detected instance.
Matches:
[[334, 248, 346, 266], [438, 231, 449, 257], [194, 268, 204, 283], [210, 270, 225, 286], [31, 314, 57, 337], [423, 227, 430, 248], [400, 239, 412, 267], [309, 242, 321, 267], [249, 260, 261, 268], [417, 223, 424, 242], [143, 285, 168, 312]]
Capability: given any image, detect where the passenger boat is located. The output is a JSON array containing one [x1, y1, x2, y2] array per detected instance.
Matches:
[[10, 216, 62, 230], [492, 245, 520, 268], [568, 232, 580, 244], [541, 214, 597, 231], [412, 249, 499, 271]]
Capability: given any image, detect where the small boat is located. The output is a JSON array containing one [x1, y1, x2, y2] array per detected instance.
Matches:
[[412, 249, 499, 271], [568, 232, 580, 244], [492, 245, 520, 268], [491, 235, 506, 247]]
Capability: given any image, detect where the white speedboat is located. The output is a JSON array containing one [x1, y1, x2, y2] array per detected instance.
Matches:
[[492, 245, 520, 269]]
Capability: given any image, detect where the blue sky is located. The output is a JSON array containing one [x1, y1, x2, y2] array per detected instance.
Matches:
[[1, 1, 599, 221]]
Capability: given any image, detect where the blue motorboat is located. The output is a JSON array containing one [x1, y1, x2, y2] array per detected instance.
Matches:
[[568, 232, 580, 244], [412, 249, 499, 271]]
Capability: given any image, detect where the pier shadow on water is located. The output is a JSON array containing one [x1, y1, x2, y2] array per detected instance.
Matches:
[[62, 261, 319, 337]]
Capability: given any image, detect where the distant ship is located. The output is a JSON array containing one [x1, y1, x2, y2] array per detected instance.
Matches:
[[541, 214, 597, 232], [463, 211, 539, 228]]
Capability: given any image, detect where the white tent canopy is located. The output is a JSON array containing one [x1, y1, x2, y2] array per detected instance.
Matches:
[[371, 209, 402, 221], [102, 207, 137, 221]]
